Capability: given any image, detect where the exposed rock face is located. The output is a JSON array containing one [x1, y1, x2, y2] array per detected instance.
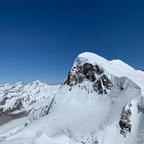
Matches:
[[138, 67, 144, 72], [64, 63, 113, 94], [138, 104, 144, 113], [119, 103, 132, 137]]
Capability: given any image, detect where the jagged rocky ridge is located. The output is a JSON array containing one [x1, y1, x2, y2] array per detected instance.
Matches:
[[64, 63, 113, 94]]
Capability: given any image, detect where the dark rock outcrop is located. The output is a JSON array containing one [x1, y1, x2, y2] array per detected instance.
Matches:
[[119, 103, 132, 137], [138, 67, 144, 72], [64, 63, 113, 94]]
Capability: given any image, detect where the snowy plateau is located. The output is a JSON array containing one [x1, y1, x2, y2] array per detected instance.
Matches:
[[0, 52, 144, 144]]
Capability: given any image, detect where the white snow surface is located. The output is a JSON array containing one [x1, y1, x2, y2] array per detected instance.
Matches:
[[0, 52, 144, 144]]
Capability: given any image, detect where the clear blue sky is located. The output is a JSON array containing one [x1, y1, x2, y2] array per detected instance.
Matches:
[[0, 0, 143, 84]]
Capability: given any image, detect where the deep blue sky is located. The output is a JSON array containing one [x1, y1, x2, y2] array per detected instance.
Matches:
[[0, 0, 143, 84]]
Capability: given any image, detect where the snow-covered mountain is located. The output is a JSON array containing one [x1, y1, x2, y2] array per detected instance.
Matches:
[[0, 52, 144, 144], [0, 81, 59, 125]]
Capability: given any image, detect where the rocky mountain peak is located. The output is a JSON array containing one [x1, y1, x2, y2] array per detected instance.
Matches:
[[64, 62, 113, 94]]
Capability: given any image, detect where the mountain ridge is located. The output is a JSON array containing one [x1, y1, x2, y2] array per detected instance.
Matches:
[[0, 81, 60, 126], [0, 52, 144, 144]]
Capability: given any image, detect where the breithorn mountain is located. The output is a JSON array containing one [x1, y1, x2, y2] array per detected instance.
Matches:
[[0, 52, 144, 144]]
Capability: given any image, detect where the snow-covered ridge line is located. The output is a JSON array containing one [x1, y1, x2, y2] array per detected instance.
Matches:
[[74, 52, 144, 94]]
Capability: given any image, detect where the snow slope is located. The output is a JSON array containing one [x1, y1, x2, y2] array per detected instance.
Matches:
[[0, 52, 144, 144]]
